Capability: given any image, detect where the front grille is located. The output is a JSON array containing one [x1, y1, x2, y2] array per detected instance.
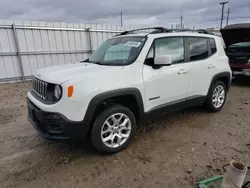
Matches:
[[32, 77, 48, 100]]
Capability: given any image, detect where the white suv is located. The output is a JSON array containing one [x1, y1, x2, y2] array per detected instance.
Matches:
[[27, 27, 232, 153]]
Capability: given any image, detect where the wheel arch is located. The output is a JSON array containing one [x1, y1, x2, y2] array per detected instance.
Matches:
[[82, 88, 144, 137], [207, 71, 231, 95]]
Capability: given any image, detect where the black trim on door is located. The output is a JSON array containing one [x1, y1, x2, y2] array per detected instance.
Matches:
[[186, 95, 206, 106], [207, 38, 212, 56], [184, 36, 190, 62], [145, 98, 187, 117], [145, 95, 206, 119]]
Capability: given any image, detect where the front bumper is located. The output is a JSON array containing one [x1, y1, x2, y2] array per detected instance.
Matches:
[[27, 99, 89, 140]]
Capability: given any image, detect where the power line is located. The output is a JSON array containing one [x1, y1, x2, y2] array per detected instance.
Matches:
[[219, 1, 229, 28]]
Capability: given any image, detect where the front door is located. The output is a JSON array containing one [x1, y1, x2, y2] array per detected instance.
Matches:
[[143, 37, 191, 112]]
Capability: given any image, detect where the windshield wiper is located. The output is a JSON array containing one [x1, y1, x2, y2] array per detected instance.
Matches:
[[80, 59, 97, 64], [91, 61, 104, 65], [80, 58, 90, 63], [80, 59, 107, 65]]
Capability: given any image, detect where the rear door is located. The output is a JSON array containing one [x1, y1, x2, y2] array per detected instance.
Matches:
[[186, 37, 217, 98]]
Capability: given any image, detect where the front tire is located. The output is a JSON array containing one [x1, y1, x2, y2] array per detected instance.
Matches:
[[91, 105, 136, 154], [206, 81, 227, 112]]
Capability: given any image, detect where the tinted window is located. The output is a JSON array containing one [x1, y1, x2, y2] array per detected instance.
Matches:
[[209, 38, 217, 54], [188, 37, 209, 61], [154, 37, 184, 64], [229, 42, 250, 48]]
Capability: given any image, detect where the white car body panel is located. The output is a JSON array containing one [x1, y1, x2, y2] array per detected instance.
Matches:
[[143, 63, 191, 112], [187, 36, 231, 97]]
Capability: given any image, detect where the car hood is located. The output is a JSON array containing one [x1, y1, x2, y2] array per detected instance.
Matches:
[[221, 23, 250, 47], [34, 62, 123, 84]]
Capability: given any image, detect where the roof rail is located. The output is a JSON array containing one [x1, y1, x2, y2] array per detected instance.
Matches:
[[196, 29, 214, 34], [171, 29, 215, 35], [116, 27, 171, 36], [115, 27, 214, 36]]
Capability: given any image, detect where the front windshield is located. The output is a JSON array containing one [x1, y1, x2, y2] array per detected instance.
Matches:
[[229, 42, 250, 48], [88, 36, 146, 65]]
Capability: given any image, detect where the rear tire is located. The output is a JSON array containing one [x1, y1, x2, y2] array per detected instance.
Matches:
[[205, 81, 227, 112], [91, 105, 136, 154]]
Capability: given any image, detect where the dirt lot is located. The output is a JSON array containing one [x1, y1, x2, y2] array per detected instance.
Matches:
[[0, 80, 250, 188]]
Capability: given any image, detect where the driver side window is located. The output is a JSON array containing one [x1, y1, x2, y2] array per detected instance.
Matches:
[[154, 37, 185, 64], [146, 37, 185, 64]]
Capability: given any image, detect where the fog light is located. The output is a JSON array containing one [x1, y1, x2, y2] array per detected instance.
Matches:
[[48, 124, 64, 133]]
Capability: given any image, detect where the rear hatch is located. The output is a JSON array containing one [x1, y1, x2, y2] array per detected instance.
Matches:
[[221, 23, 250, 69]]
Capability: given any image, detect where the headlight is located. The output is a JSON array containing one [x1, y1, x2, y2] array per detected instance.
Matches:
[[54, 85, 62, 99]]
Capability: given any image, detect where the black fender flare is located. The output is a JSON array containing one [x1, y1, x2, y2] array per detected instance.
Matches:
[[81, 88, 144, 138], [207, 71, 231, 95]]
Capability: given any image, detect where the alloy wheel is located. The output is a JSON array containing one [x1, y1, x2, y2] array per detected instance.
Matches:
[[101, 113, 132, 148]]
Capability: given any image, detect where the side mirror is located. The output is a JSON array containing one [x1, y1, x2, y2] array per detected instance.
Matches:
[[154, 55, 172, 65]]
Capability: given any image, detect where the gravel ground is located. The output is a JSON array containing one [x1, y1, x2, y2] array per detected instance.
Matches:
[[0, 79, 250, 188]]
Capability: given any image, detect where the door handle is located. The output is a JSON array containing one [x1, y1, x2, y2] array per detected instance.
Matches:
[[177, 69, 188, 75], [207, 64, 216, 69]]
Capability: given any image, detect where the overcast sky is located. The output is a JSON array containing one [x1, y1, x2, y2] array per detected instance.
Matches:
[[0, 0, 249, 29]]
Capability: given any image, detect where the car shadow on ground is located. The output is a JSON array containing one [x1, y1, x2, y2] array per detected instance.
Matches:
[[50, 105, 207, 156], [137, 106, 206, 132], [232, 76, 250, 87]]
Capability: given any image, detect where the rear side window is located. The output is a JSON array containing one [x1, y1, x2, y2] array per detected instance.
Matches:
[[209, 38, 217, 54], [187, 37, 209, 61]]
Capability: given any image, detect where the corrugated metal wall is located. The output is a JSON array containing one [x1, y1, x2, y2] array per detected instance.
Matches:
[[0, 20, 138, 82]]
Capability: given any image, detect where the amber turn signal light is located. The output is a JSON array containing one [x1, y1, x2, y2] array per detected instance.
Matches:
[[68, 86, 74, 97]]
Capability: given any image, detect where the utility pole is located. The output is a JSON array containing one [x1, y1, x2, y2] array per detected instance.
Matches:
[[219, 1, 228, 29], [120, 12, 123, 27], [226, 8, 230, 25], [180, 15, 183, 29]]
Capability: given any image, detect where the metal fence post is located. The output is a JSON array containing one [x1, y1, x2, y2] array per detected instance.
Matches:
[[86, 28, 92, 54], [12, 24, 25, 81]]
